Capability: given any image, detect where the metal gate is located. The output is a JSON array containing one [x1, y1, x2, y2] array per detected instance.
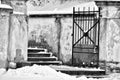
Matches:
[[72, 7, 101, 67]]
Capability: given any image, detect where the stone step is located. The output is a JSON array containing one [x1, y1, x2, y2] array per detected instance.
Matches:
[[28, 57, 57, 61], [50, 65, 106, 75], [30, 61, 62, 65], [28, 52, 52, 57], [28, 48, 47, 53]]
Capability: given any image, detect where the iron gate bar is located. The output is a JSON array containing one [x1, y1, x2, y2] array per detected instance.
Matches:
[[83, 7, 85, 45], [73, 52, 98, 54], [93, 7, 97, 46], [87, 35, 95, 44], [74, 47, 94, 49], [73, 33, 84, 47], [72, 7, 75, 65], [73, 13, 99, 46], [74, 19, 84, 32], [88, 7, 90, 45], [73, 19, 99, 46], [75, 11, 99, 13], [78, 8, 80, 45], [97, 7, 101, 67], [86, 20, 99, 34]]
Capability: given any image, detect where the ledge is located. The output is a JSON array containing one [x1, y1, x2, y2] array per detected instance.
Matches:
[[1, 0, 28, 2], [95, 1, 120, 7], [0, 4, 12, 10]]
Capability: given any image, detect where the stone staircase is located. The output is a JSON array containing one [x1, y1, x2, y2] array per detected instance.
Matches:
[[27, 48, 62, 65]]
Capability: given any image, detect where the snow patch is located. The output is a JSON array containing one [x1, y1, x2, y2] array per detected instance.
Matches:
[[50, 65, 105, 71], [0, 68, 6, 76], [13, 11, 25, 15], [0, 4, 12, 9], [0, 65, 120, 80], [27, 1, 98, 15]]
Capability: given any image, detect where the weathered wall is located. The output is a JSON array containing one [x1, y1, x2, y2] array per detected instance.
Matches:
[[2, 0, 26, 14], [10, 0, 26, 13], [0, 11, 9, 68], [28, 18, 59, 55], [60, 18, 72, 63], [100, 6, 120, 62], [99, 18, 107, 61], [8, 14, 28, 61]]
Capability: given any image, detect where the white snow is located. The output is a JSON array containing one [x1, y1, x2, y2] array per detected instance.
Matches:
[[13, 11, 25, 15], [0, 65, 120, 80], [27, 1, 98, 15], [0, 68, 6, 75], [50, 65, 105, 71], [0, 4, 12, 9]]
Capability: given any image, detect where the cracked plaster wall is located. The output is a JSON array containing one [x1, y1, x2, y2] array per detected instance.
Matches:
[[100, 6, 120, 62], [8, 14, 28, 62], [0, 11, 9, 68]]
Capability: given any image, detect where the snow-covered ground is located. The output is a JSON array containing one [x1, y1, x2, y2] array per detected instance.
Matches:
[[49, 65, 105, 71], [0, 65, 120, 80]]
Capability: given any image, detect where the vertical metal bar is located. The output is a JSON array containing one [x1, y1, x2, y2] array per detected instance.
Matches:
[[75, 14, 76, 46], [84, 9, 86, 45], [76, 8, 79, 46], [94, 7, 97, 46], [78, 8, 80, 45], [88, 7, 90, 45], [89, 8, 92, 44], [81, 8, 83, 44], [72, 7, 75, 65], [83, 7, 85, 45], [92, 8, 94, 45], [80, 8, 82, 44], [93, 7, 96, 46], [97, 7, 101, 67]]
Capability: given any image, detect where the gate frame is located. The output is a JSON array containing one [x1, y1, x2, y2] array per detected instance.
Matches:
[[72, 7, 101, 67]]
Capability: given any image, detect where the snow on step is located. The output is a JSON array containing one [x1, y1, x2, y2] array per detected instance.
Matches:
[[1, 64, 119, 80], [28, 48, 47, 52], [27, 48, 61, 65], [50, 65, 105, 71], [30, 61, 62, 65], [49, 65, 105, 75]]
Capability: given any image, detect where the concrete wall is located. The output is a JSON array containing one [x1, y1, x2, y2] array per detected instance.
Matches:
[[60, 18, 72, 63], [100, 6, 120, 62], [8, 14, 28, 62], [0, 11, 10, 68], [10, 0, 26, 13], [2, 0, 26, 14]]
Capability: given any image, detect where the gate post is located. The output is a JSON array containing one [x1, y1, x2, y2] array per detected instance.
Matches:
[[72, 7, 75, 65]]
